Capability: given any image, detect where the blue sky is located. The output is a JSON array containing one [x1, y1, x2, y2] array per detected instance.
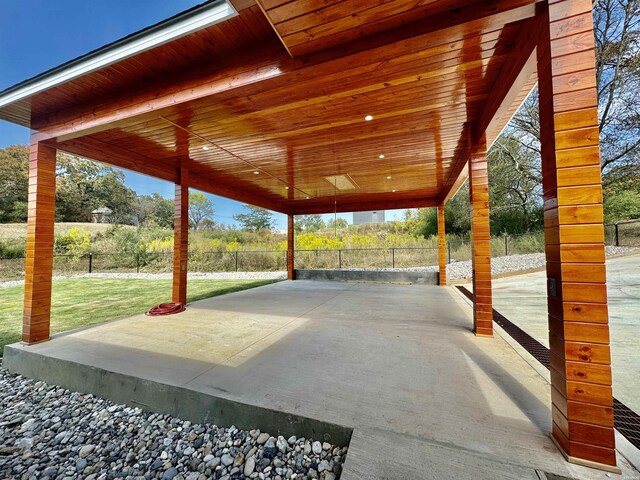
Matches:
[[0, 1, 405, 228]]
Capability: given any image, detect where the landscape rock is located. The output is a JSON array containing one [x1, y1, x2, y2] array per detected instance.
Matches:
[[0, 368, 348, 479]]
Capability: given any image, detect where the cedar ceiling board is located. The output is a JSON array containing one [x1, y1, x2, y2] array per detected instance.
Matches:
[[31, 7, 531, 145], [261, 0, 460, 55], [8, 3, 537, 214], [34, 0, 535, 136], [24, 6, 278, 127], [259, 0, 531, 57]]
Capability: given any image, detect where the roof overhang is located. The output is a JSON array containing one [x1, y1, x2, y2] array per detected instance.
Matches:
[[0, 0, 237, 110]]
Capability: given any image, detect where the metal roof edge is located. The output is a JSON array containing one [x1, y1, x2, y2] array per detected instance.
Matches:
[[0, 0, 237, 110]]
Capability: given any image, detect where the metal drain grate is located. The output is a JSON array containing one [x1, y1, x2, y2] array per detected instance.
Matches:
[[456, 285, 640, 452], [535, 470, 579, 480]]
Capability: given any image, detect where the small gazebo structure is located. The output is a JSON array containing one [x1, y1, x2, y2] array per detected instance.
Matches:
[[0, 0, 617, 471], [91, 206, 113, 223]]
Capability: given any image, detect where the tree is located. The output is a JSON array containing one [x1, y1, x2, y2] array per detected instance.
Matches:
[[233, 204, 274, 231], [327, 217, 348, 230], [188, 192, 214, 230], [410, 186, 472, 239], [509, 0, 640, 184], [136, 193, 174, 228], [488, 134, 543, 234], [0, 145, 28, 222], [55, 153, 137, 223], [295, 214, 325, 232]]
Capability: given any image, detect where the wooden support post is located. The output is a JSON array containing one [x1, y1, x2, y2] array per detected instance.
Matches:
[[469, 135, 493, 336], [537, 0, 617, 471], [437, 204, 447, 286], [287, 214, 295, 280], [23, 141, 57, 344], [172, 167, 189, 305]]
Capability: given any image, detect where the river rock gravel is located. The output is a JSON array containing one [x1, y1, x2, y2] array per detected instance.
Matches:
[[0, 369, 347, 480]]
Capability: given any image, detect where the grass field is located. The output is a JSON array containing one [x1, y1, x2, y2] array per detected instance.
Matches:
[[0, 278, 279, 353]]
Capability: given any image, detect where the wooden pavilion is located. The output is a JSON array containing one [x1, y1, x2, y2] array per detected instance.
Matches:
[[0, 0, 617, 471]]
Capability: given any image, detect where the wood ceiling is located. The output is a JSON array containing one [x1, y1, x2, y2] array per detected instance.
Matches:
[[0, 0, 541, 214]]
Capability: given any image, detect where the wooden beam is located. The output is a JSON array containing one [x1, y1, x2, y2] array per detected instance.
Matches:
[[437, 204, 447, 286], [56, 138, 288, 214], [33, 0, 540, 143], [537, 0, 618, 471], [56, 137, 178, 183], [476, 16, 539, 142], [287, 214, 295, 280], [23, 141, 56, 344], [291, 195, 437, 215], [172, 166, 189, 305], [469, 134, 493, 336], [188, 165, 289, 214]]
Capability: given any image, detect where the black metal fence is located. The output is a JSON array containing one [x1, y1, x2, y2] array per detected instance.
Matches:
[[605, 219, 640, 247], [1, 222, 637, 282]]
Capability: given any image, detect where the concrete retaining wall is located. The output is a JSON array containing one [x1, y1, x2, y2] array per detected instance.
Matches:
[[295, 269, 438, 284], [2, 345, 353, 446]]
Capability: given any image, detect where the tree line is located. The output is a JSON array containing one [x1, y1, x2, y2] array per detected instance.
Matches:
[[0, 145, 278, 232]]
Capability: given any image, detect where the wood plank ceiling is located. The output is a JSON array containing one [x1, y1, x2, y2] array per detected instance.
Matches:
[[1, 0, 541, 214]]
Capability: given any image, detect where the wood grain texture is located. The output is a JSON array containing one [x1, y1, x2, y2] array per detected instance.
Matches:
[[287, 214, 295, 280], [537, 0, 616, 468], [0, 2, 542, 216], [172, 167, 189, 305], [437, 204, 447, 286], [469, 134, 492, 336], [22, 141, 56, 344]]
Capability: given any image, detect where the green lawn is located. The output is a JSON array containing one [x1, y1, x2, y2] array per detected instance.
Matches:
[[0, 278, 279, 353]]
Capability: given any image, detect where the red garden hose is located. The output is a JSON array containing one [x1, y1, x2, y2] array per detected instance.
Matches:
[[145, 302, 185, 316]]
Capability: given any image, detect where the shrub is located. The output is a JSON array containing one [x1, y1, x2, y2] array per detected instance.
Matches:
[[55, 228, 91, 258]]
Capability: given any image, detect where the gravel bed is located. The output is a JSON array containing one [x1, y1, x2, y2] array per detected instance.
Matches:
[[0, 369, 347, 480], [444, 245, 635, 280]]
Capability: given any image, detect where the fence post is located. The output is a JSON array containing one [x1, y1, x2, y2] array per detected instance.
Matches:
[[235, 251, 239, 272], [447, 243, 451, 264], [504, 236, 509, 256], [615, 223, 620, 247], [392, 248, 395, 268], [338, 249, 342, 269], [88, 252, 93, 273]]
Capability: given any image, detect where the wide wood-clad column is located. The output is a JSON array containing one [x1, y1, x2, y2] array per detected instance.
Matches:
[[172, 167, 189, 304], [23, 141, 57, 344], [469, 135, 493, 336], [537, 0, 617, 470], [437, 204, 447, 286], [287, 214, 295, 280]]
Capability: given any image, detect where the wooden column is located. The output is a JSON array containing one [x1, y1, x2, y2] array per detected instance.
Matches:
[[287, 214, 295, 280], [172, 167, 189, 304], [23, 141, 57, 344], [437, 204, 447, 286], [469, 134, 493, 336], [537, 0, 617, 471]]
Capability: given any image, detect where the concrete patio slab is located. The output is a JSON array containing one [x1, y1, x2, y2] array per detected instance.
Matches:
[[491, 254, 640, 414], [4, 281, 639, 479]]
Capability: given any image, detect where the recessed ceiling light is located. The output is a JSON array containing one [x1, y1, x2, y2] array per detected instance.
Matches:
[[387, 176, 392, 180], [364, 115, 374, 121], [253, 171, 259, 175], [392, 189, 397, 193], [202, 146, 210, 150], [306, 196, 310, 199], [379, 154, 385, 159], [285, 186, 289, 190]]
